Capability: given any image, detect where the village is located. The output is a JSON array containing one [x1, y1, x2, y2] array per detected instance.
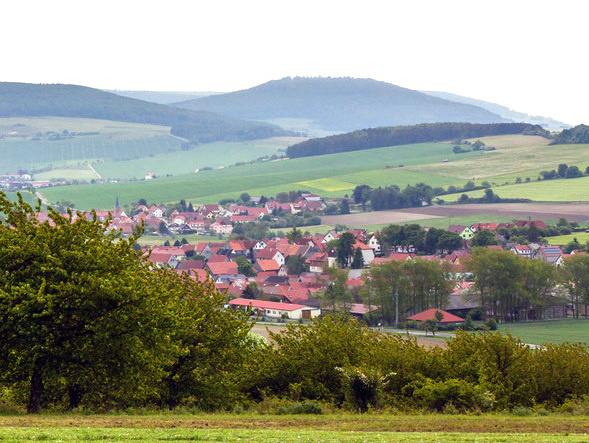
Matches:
[[49, 193, 577, 328]]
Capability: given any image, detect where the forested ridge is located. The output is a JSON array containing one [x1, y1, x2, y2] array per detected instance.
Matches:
[[286, 122, 549, 158], [551, 124, 589, 144], [173, 77, 507, 132], [0, 82, 288, 143]]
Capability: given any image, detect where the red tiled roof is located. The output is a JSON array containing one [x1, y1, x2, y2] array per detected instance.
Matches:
[[229, 298, 310, 311], [256, 259, 280, 271], [207, 261, 239, 276], [406, 309, 464, 323], [208, 254, 228, 263]]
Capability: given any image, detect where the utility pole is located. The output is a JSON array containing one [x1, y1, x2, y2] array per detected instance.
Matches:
[[395, 286, 399, 329]]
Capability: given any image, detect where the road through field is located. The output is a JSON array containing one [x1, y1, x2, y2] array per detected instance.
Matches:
[[322, 203, 589, 226]]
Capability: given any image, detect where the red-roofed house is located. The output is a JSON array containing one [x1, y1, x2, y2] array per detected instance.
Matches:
[[229, 298, 320, 319], [206, 261, 239, 276], [510, 245, 533, 258], [406, 309, 464, 323]]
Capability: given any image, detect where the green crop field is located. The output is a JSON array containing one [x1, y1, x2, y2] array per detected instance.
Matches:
[[0, 117, 182, 175], [348, 214, 523, 232], [499, 318, 589, 345], [36, 134, 589, 210], [444, 175, 589, 202], [93, 137, 295, 180], [544, 232, 589, 245], [40, 142, 472, 210]]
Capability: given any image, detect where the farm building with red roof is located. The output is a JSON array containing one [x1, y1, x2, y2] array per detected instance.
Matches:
[[406, 309, 464, 323]]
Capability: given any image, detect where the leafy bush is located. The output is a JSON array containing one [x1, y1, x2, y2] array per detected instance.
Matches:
[[337, 366, 391, 413], [406, 378, 495, 412]]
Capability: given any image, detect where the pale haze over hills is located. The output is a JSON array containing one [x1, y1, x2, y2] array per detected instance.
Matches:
[[171, 77, 508, 134]]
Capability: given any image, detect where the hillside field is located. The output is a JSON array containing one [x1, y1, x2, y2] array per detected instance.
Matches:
[[39, 141, 479, 210], [0, 117, 182, 175], [545, 232, 589, 245], [92, 137, 297, 180], [37, 134, 589, 210]]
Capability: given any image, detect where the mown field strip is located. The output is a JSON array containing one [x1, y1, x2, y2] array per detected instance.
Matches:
[[1, 414, 588, 433], [0, 427, 585, 442]]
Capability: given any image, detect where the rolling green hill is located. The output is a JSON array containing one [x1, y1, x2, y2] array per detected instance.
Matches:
[[38, 134, 589, 212], [0, 82, 288, 144], [172, 77, 507, 133]]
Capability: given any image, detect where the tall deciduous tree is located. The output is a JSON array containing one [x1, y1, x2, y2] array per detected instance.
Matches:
[[335, 232, 356, 268], [0, 192, 253, 413], [561, 254, 589, 318]]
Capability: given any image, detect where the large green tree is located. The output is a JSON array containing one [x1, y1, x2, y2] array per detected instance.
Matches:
[[0, 193, 252, 413]]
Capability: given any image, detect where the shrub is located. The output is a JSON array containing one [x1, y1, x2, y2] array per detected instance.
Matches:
[[337, 366, 390, 413], [485, 318, 498, 330], [407, 378, 495, 412]]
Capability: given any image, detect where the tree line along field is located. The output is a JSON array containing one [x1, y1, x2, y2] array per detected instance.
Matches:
[[39, 133, 589, 210]]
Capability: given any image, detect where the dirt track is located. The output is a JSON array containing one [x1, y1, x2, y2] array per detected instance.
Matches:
[[322, 203, 589, 226], [251, 324, 447, 348]]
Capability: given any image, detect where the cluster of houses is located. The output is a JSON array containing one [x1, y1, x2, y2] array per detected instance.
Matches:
[[100, 194, 326, 238], [31, 201, 577, 323], [0, 174, 52, 190], [141, 217, 577, 322]]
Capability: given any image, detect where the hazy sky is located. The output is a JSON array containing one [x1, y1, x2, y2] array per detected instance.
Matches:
[[2, 0, 587, 124]]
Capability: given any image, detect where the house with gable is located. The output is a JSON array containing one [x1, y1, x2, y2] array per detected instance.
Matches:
[[254, 248, 285, 266], [448, 225, 475, 240], [535, 245, 563, 265], [367, 235, 382, 256], [510, 244, 534, 259], [206, 260, 239, 277]]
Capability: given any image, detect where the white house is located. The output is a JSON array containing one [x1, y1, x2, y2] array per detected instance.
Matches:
[[229, 298, 320, 320]]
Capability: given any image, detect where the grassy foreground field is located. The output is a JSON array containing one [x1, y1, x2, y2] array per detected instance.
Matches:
[[1, 414, 589, 442]]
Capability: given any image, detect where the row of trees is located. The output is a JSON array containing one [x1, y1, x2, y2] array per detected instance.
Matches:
[[347, 246, 589, 325], [378, 224, 463, 255], [360, 259, 454, 326], [467, 248, 589, 322], [352, 183, 434, 211], [286, 122, 548, 158]]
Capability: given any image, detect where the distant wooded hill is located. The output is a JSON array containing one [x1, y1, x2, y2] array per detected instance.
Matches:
[[422, 90, 570, 130], [551, 124, 589, 144], [0, 82, 288, 143], [286, 122, 549, 158], [106, 90, 220, 104], [172, 77, 508, 133]]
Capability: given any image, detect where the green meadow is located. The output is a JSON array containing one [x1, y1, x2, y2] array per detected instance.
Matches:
[[1, 414, 589, 442], [498, 318, 589, 345], [93, 137, 295, 180], [444, 175, 589, 202], [40, 141, 474, 209], [544, 232, 589, 245], [35, 134, 589, 210]]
